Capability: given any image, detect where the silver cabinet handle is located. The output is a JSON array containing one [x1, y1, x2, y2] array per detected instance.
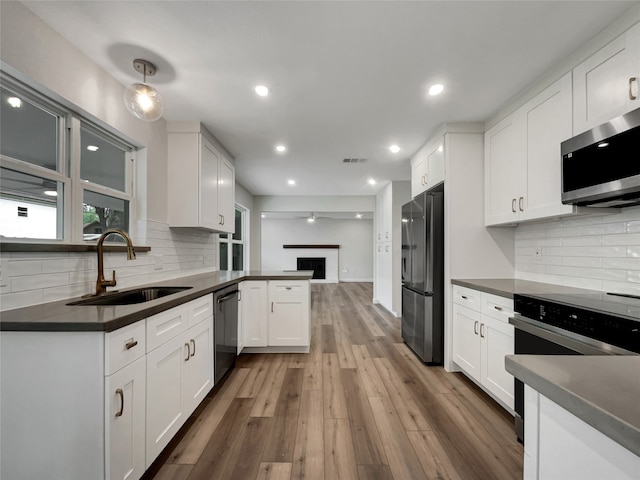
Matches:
[[461, 295, 468, 300], [630, 77, 637, 100], [271, 302, 274, 313], [125, 340, 138, 350], [511, 198, 517, 213], [519, 196, 524, 212], [480, 323, 485, 338], [115, 388, 124, 417], [184, 343, 191, 361], [494, 305, 503, 311], [473, 320, 479, 335], [385, 245, 389, 252], [286, 287, 292, 290], [190, 339, 196, 357]]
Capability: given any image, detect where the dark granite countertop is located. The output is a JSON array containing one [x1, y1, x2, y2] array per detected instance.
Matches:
[[451, 278, 592, 299], [506, 355, 640, 457], [0, 270, 313, 332]]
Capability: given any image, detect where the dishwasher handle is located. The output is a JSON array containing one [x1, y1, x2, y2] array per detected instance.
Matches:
[[216, 290, 239, 304]]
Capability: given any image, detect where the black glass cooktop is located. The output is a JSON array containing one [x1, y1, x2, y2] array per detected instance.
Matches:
[[514, 291, 640, 354]]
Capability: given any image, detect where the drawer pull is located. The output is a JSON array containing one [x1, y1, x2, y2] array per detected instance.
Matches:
[[190, 339, 196, 357], [286, 287, 292, 290], [474, 320, 479, 335], [125, 340, 138, 350], [461, 295, 468, 300], [184, 343, 191, 361], [494, 306, 503, 311], [115, 389, 124, 417]]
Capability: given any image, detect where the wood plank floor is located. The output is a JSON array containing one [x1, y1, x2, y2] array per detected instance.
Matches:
[[150, 282, 523, 480]]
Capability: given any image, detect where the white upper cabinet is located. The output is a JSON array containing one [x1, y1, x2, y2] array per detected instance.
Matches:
[[167, 123, 235, 233], [411, 136, 445, 197], [485, 73, 576, 226], [375, 183, 392, 241], [573, 23, 640, 135]]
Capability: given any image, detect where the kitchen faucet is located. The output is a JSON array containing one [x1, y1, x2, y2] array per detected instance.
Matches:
[[95, 229, 136, 295]]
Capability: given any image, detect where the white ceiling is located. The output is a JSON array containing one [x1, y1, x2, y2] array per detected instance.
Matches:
[[21, 1, 636, 197], [263, 211, 373, 220]]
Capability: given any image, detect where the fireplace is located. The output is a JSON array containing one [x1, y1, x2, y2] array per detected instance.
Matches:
[[297, 257, 326, 279]]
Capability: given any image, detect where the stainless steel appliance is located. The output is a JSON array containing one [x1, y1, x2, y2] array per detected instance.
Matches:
[[213, 285, 239, 383], [511, 290, 640, 442], [561, 106, 640, 207], [401, 183, 444, 364]]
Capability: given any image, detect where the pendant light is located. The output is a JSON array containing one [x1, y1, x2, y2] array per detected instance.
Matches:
[[123, 59, 164, 122]]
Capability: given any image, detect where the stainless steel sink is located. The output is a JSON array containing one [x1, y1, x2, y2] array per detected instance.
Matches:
[[67, 286, 193, 306]]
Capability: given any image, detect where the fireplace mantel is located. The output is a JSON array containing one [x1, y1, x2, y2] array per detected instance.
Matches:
[[283, 244, 340, 249]]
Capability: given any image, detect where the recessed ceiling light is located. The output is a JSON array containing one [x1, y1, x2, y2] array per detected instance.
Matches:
[[368, 179, 376, 185], [428, 84, 444, 96], [437, 145, 444, 153], [287, 179, 296, 185], [43, 190, 58, 197], [255, 85, 269, 97], [7, 96, 22, 108], [276, 145, 286, 153], [356, 213, 362, 219], [597, 142, 609, 148], [307, 215, 316, 223], [261, 213, 266, 218], [86, 145, 99, 152], [389, 145, 400, 153]]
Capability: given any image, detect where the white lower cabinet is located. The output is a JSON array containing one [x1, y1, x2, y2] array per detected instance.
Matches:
[[105, 356, 146, 480], [268, 280, 310, 346], [240, 280, 269, 347], [241, 279, 311, 351], [146, 298, 214, 467], [452, 285, 515, 410]]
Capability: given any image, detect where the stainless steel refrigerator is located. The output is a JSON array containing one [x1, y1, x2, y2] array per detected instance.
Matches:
[[401, 183, 444, 364]]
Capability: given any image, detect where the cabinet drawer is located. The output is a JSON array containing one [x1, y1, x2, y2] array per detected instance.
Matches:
[[481, 292, 514, 324], [105, 320, 146, 375], [147, 305, 188, 352], [452, 285, 481, 311], [269, 281, 308, 301], [187, 294, 213, 328]]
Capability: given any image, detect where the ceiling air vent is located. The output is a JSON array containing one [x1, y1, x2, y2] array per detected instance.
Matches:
[[17, 206, 28, 217], [342, 158, 367, 163]]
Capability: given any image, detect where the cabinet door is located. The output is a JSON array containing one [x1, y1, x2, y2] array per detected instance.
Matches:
[[199, 136, 220, 230], [105, 356, 146, 480], [573, 23, 640, 135], [484, 113, 526, 226], [375, 243, 392, 312], [242, 281, 268, 347], [217, 155, 235, 234], [375, 185, 392, 240], [425, 139, 444, 191], [411, 152, 428, 197], [452, 303, 481, 382], [523, 73, 575, 221], [480, 316, 514, 410], [146, 337, 188, 467], [268, 281, 310, 346], [183, 319, 214, 416]]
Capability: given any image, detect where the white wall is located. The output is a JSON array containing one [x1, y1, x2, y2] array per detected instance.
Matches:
[[0, 2, 220, 310], [261, 217, 373, 281], [515, 206, 640, 294]]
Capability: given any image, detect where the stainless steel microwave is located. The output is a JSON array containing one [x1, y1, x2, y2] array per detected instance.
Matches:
[[561, 107, 640, 208]]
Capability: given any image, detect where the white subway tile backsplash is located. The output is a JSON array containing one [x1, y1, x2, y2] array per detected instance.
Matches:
[[0, 221, 219, 310], [516, 208, 640, 291]]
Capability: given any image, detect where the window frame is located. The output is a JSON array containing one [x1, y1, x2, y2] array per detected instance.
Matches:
[[219, 205, 247, 271], [0, 71, 136, 244]]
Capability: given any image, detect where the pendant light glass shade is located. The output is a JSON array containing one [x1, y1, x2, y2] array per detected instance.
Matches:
[[123, 59, 164, 122], [124, 82, 163, 121]]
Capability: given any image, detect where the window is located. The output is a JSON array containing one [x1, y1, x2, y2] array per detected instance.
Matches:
[[0, 72, 135, 242], [219, 206, 246, 271]]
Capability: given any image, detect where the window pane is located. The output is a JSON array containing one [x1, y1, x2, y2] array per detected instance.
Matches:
[[219, 242, 228, 270], [0, 168, 62, 239], [83, 190, 129, 241], [232, 244, 243, 271], [81, 127, 128, 192], [232, 209, 242, 241], [0, 86, 59, 170]]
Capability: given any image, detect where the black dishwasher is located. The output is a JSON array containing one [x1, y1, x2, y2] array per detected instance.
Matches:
[[213, 285, 239, 383]]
